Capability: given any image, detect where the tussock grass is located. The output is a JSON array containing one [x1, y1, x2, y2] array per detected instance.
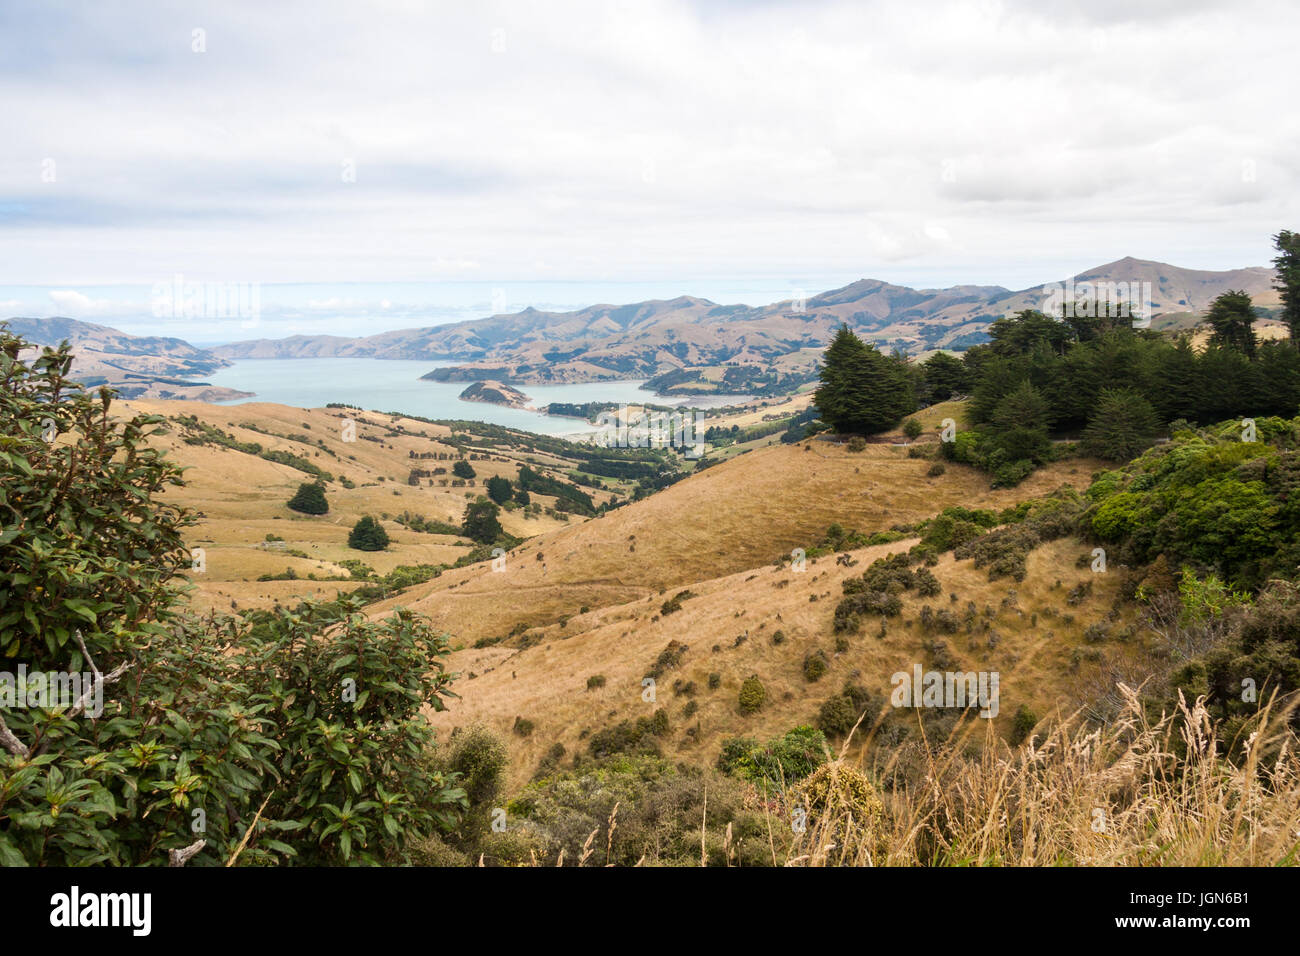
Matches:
[[531, 688, 1299, 867], [791, 686, 1300, 866]]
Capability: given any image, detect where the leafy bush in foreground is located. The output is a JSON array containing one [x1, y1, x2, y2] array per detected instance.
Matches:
[[0, 332, 464, 865]]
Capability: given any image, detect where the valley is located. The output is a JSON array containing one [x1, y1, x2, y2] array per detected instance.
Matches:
[[134, 391, 1128, 792]]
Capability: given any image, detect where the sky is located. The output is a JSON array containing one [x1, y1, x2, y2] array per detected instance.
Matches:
[[1, 0, 1297, 341]]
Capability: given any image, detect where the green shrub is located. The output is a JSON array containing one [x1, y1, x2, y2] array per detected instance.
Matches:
[[833, 554, 918, 631], [660, 590, 694, 616], [918, 507, 998, 552], [1010, 704, 1039, 745], [816, 695, 857, 737], [287, 481, 329, 515], [0, 333, 466, 865], [796, 762, 887, 860], [738, 675, 766, 715], [991, 458, 1035, 488], [586, 710, 670, 758], [410, 834, 472, 867], [954, 492, 1085, 582], [816, 682, 883, 737], [803, 650, 829, 682], [533, 742, 567, 779], [443, 725, 508, 846], [914, 566, 942, 597], [717, 726, 827, 787], [648, 640, 689, 678], [348, 514, 390, 551]]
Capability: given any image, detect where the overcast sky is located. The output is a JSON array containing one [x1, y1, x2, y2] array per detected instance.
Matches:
[[2, 0, 1298, 333]]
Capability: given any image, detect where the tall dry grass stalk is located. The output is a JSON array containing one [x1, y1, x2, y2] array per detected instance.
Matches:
[[789, 685, 1300, 866]]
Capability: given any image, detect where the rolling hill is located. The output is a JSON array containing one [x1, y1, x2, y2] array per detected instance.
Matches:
[[3, 316, 249, 401], [133, 393, 1130, 790]]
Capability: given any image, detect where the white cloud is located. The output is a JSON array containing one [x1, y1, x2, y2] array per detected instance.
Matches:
[[0, 0, 1296, 293], [924, 224, 952, 244], [47, 290, 114, 315]]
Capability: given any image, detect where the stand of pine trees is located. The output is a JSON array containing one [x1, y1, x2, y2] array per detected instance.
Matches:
[[814, 325, 916, 435], [287, 481, 329, 514], [811, 230, 1300, 486]]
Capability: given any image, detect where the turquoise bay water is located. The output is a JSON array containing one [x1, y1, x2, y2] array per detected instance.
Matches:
[[206, 358, 750, 436]]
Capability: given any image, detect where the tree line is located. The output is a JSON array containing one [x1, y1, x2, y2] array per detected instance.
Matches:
[[814, 230, 1300, 484]]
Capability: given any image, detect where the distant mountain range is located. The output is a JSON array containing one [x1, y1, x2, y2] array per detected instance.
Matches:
[[211, 257, 1282, 393], [1, 316, 251, 401], [5, 257, 1283, 399]]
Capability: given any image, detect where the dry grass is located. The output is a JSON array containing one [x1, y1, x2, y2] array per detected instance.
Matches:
[[389, 435, 1106, 642], [429, 535, 1141, 791], [122, 398, 613, 612], [786, 687, 1300, 867], [530, 689, 1300, 867], [134, 397, 1177, 818]]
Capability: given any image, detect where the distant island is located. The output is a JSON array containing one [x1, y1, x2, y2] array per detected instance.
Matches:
[[457, 379, 533, 409]]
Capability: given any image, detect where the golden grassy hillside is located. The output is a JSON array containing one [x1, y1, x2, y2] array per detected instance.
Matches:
[[1189, 320, 1291, 350], [123, 399, 620, 613], [382, 430, 1102, 642], [129, 394, 1127, 790], [426, 534, 1137, 789]]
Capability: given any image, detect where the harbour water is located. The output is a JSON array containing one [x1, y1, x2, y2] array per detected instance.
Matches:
[[206, 358, 752, 435]]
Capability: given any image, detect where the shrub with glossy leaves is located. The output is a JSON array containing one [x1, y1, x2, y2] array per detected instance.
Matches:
[[0, 332, 465, 866]]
